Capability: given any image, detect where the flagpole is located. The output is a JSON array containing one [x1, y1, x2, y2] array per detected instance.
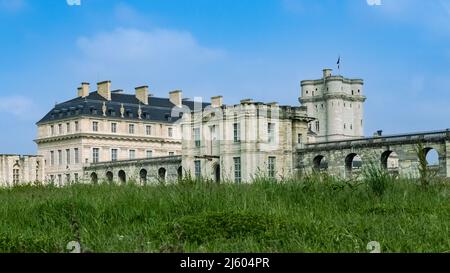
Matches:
[[337, 55, 341, 75]]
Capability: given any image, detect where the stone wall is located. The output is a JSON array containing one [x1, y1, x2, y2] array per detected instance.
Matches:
[[297, 130, 450, 179], [83, 156, 182, 184]]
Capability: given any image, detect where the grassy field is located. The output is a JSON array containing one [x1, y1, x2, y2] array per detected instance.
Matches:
[[0, 175, 449, 253]]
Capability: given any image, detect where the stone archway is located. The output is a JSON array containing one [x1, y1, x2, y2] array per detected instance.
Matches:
[[140, 169, 148, 185], [106, 171, 113, 183], [177, 166, 183, 180], [90, 172, 98, 184], [345, 153, 362, 176], [214, 164, 221, 183], [118, 170, 126, 184], [158, 168, 166, 182], [313, 155, 328, 171], [424, 147, 439, 167]]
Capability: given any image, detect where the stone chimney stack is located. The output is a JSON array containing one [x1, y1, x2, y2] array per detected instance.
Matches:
[[211, 96, 223, 108], [135, 86, 149, 105], [169, 90, 182, 107], [97, 81, 111, 101], [78, 82, 90, 98], [323, 68, 332, 78]]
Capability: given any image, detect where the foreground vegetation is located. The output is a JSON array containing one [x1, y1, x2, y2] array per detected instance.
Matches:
[[0, 173, 449, 253]]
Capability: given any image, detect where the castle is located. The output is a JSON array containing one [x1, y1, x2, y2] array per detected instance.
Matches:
[[1, 69, 449, 186]]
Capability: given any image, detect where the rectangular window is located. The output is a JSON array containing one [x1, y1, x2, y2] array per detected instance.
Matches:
[[194, 160, 201, 179], [233, 123, 241, 142], [50, 175, 55, 182], [268, 157, 276, 178], [74, 173, 79, 182], [146, 125, 152, 136], [50, 125, 55, 135], [13, 169, 19, 185], [50, 151, 55, 166], [111, 122, 117, 133], [58, 150, 62, 165], [298, 133, 303, 144], [58, 124, 62, 134], [234, 157, 241, 183], [92, 148, 99, 163], [75, 121, 79, 132], [66, 174, 71, 184], [194, 128, 201, 148], [268, 123, 275, 144], [129, 150, 136, 160], [92, 121, 99, 132], [111, 149, 118, 162], [168, 127, 173, 137], [74, 148, 79, 164], [58, 174, 62, 185], [66, 123, 71, 133], [129, 124, 135, 134], [146, 150, 153, 158], [315, 121, 320, 132], [169, 152, 175, 156], [66, 149, 70, 165]]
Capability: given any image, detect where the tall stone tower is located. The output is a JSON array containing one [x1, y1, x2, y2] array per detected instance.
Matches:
[[299, 69, 366, 142]]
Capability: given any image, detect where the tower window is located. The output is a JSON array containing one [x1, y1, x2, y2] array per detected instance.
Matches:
[[315, 121, 320, 132], [233, 123, 241, 143], [194, 128, 201, 147]]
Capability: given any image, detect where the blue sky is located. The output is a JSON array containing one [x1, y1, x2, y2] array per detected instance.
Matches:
[[1, 0, 450, 154]]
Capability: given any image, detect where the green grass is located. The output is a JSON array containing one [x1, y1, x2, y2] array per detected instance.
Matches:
[[0, 176, 449, 253]]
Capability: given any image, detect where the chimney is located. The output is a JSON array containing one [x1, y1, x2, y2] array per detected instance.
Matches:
[[135, 86, 149, 105], [97, 81, 111, 101], [169, 90, 182, 107], [323, 68, 332, 78], [211, 96, 223, 108], [78, 82, 90, 98]]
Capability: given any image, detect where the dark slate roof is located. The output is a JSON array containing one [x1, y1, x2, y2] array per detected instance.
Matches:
[[37, 91, 210, 124]]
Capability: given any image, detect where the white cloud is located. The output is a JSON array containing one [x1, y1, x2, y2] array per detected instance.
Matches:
[[76, 28, 224, 63], [69, 27, 229, 98], [374, 0, 450, 34], [0, 96, 36, 120], [0, 0, 26, 12]]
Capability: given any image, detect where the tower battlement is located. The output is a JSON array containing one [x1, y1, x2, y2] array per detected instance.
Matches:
[[299, 69, 366, 142]]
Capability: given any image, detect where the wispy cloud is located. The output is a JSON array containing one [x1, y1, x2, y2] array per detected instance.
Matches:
[[69, 26, 228, 98], [374, 0, 450, 35], [0, 96, 37, 120], [0, 0, 26, 13]]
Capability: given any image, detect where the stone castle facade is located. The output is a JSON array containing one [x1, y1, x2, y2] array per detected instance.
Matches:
[[1, 68, 448, 186]]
